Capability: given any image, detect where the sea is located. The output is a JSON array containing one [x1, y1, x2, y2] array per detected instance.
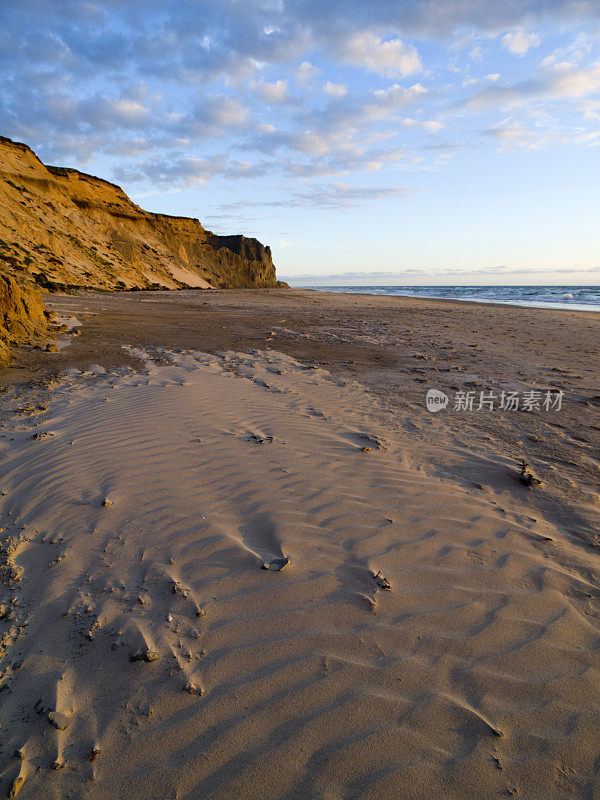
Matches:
[[301, 285, 600, 312]]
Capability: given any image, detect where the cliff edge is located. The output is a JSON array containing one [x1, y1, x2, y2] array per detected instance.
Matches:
[[0, 136, 276, 291]]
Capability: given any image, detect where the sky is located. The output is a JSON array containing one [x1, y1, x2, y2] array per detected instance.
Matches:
[[1, 0, 600, 285]]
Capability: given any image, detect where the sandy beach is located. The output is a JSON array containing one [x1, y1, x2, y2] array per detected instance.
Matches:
[[1, 288, 599, 799]]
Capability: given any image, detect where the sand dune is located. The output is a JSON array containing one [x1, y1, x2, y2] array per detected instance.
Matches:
[[1, 343, 599, 799]]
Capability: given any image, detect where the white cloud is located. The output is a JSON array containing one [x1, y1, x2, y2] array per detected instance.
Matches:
[[207, 96, 248, 127], [401, 117, 445, 132], [217, 182, 410, 210], [578, 131, 600, 145], [546, 61, 600, 98], [323, 81, 348, 97], [484, 124, 538, 148], [110, 99, 148, 122], [501, 30, 541, 56], [538, 33, 591, 69], [339, 32, 422, 77], [291, 82, 428, 138], [295, 61, 320, 85], [483, 120, 600, 151], [116, 154, 270, 187], [581, 99, 600, 120], [258, 79, 288, 103], [293, 130, 337, 156], [465, 61, 600, 112], [4, 0, 600, 200], [371, 83, 427, 107]]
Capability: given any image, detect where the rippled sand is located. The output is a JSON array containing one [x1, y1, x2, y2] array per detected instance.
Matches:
[[1, 335, 599, 799]]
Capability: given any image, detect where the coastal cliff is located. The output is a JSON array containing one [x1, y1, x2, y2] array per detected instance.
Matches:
[[0, 136, 276, 292], [0, 273, 48, 367]]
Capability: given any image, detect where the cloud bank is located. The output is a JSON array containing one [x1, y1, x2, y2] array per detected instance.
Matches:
[[0, 0, 598, 208]]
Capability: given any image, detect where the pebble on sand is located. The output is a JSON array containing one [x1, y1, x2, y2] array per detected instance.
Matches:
[[48, 711, 70, 730], [262, 556, 291, 571], [171, 581, 188, 598], [130, 650, 160, 663], [184, 682, 203, 695], [373, 571, 391, 591]]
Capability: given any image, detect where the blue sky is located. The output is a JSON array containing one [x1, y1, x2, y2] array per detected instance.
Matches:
[[1, 1, 599, 284]]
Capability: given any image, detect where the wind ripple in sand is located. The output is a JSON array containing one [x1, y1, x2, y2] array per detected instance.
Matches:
[[0, 348, 599, 799]]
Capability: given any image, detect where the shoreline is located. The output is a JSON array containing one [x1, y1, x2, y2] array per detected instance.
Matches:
[[296, 285, 600, 313]]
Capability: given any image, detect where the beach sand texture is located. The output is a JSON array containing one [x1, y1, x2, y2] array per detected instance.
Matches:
[[1, 334, 599, 799]]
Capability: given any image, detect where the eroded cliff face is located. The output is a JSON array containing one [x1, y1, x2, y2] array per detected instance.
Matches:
[[0, 136, 276, 291], [0, 274, 48, 366]]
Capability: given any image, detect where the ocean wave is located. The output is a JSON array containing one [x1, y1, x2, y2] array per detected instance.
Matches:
[[303, 285, 600, 312]]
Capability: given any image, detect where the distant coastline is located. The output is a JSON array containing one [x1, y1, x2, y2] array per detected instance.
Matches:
[[295, 284, 600, 312]]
